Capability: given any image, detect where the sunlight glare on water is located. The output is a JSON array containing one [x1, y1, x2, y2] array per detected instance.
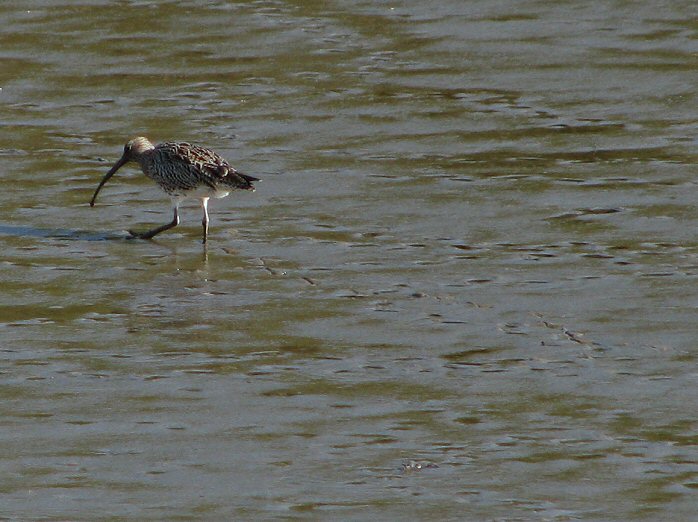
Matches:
[[0, 1, 698, 519]]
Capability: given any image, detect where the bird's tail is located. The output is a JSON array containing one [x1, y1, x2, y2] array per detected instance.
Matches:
[[240, 173, 260, 184], [233, 172, 260, 191]]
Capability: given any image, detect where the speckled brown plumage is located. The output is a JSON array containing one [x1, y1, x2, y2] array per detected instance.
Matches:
[[144, 140, 257, 195], [90, 137, 259, 243]]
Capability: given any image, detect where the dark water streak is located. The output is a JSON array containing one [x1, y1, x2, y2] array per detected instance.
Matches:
[[0, 1, 697, 520]]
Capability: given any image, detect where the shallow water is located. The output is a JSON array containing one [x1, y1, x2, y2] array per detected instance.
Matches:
[[1, 1, 698, 520]]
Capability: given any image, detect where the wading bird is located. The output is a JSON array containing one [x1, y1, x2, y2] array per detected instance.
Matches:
[[90, 137, 258, 243]]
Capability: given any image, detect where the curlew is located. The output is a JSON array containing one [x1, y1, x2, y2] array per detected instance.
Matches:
[[90, 137, 258, 243]]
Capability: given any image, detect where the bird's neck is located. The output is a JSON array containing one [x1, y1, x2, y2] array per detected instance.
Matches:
[[136, 150, 156, 174]]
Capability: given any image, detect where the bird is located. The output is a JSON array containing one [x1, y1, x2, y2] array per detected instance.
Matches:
[[90, 137, 258, 243]]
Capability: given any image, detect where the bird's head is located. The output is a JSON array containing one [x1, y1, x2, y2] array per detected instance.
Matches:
[[90, 137, 155, 207], [123, 136, 155, 160]]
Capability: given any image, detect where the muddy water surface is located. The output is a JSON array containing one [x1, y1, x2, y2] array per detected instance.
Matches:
[[1, 1, 698, 520]]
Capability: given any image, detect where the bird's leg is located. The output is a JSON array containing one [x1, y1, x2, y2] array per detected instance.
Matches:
[[129, 206, 179, 240], [201, 197, 210, 244]]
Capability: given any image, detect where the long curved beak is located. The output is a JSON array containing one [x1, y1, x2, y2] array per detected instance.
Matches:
[[90, 154, 128, 207]]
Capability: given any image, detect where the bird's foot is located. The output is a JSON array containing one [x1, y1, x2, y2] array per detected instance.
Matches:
[[128, 229, 149, 240]]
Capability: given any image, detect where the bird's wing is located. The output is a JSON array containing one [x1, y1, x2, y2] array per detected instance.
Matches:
[[157, 142, 258, 190]]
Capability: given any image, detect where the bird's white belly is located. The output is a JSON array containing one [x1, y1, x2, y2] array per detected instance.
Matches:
[[171, 186, 230, 199], [211, 188, 230, 199]]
